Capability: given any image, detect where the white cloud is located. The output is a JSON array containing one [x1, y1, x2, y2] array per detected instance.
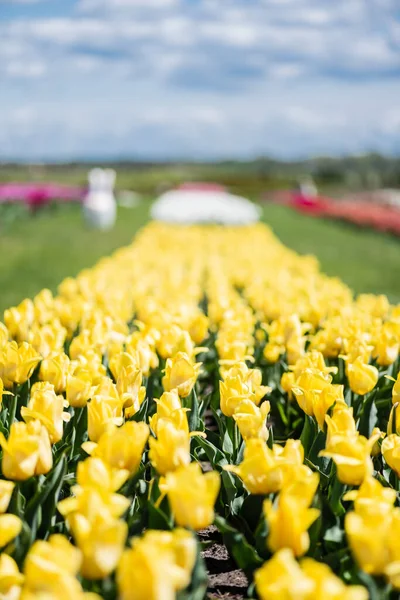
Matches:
[[78, 0, 178, 11], [6, 60, 46, 78]]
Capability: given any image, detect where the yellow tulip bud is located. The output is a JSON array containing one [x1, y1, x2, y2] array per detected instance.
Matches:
[[39, 351, 70, 393], [162, 352, 201, 398], [382, 434, 400, 477], [0, 420, 52, 480], [233, 400, 270, 441], [21, 381, 70, 444], [347, 357, 378, 396], [82, 421, 149, 475], [162, 463, 220, 530], [149, 419, 191, 475]]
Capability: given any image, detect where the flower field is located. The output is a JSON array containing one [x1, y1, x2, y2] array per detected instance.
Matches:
[[0, 220, 400, 599]]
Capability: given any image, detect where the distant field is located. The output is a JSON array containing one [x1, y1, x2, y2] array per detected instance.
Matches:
[[0, 200, 399, 315]]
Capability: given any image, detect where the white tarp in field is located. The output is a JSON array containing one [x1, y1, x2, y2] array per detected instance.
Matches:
[[150, 189, 261, 225]]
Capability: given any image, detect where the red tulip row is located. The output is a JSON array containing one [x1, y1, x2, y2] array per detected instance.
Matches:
[[288, 192, 400, 236]]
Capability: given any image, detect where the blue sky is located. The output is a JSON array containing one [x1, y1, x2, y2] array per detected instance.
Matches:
[[1, 0, 399, 161]]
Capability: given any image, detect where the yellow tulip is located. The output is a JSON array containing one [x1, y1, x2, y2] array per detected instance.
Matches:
[[255, 548, 314, 600], [149, 419, 191, 475], [23, 534, 87, 598], [0, 480, 15, 514], [27, 321, 66, 358], [387, 403, 400, 435], [233, 400, 270, 441], [272, 438, 306, 484], [264, 487, 320, 557], [280, 371, 295, 398], [149, 390, 186, 433], [39, 351, 70, 393], [116, 364, 146, 411], [66, 365, 93, 408], [373, 334, 399, 367], [76, 457, 129, 493], [382, 434, 400, 477], [117, 528, 196, 600], [82, 421, 149, 475], [392, 372, 400, 404], [87, 395, 123, 442], [385, 508, 400, 589], [325, 401, 357, 448], [280, 468, 320, 508], [0, 341, 41, 388], [346, 357, 378, 396], [109, 351, 138, 381], [219, 375, 251, 417], [0, 420, 52, 480], [320, 431, 379, 486], [21, 381, 70, 444], [4, 299, 34, 342], [161, 463, 220, 530], [162, 352, 201, 398], [292, 368, 332, 415], [343, 476, 396, 516], [0, 514, 22, 547], [224, 439, 282, 495], [263, 342, 284, 364], [68, 512, 127, 580], [300, 557, 368, 600], [58, 486, 130, 523], [345, 506, 392, 576], [189, 312, 209, 344], [313, 385, 344, 430], [292, 351, 338, 379], [157, 325, 195, 360], [0, 554, 24, 598]]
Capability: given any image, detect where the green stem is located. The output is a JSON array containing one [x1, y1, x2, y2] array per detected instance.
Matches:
[[8, 387, 19, 431]]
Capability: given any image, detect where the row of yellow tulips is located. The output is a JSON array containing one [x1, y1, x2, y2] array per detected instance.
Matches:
[[0, 221, 398, 598]]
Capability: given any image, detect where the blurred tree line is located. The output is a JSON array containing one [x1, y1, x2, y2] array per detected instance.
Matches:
[[1, 153, 399, 199]]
